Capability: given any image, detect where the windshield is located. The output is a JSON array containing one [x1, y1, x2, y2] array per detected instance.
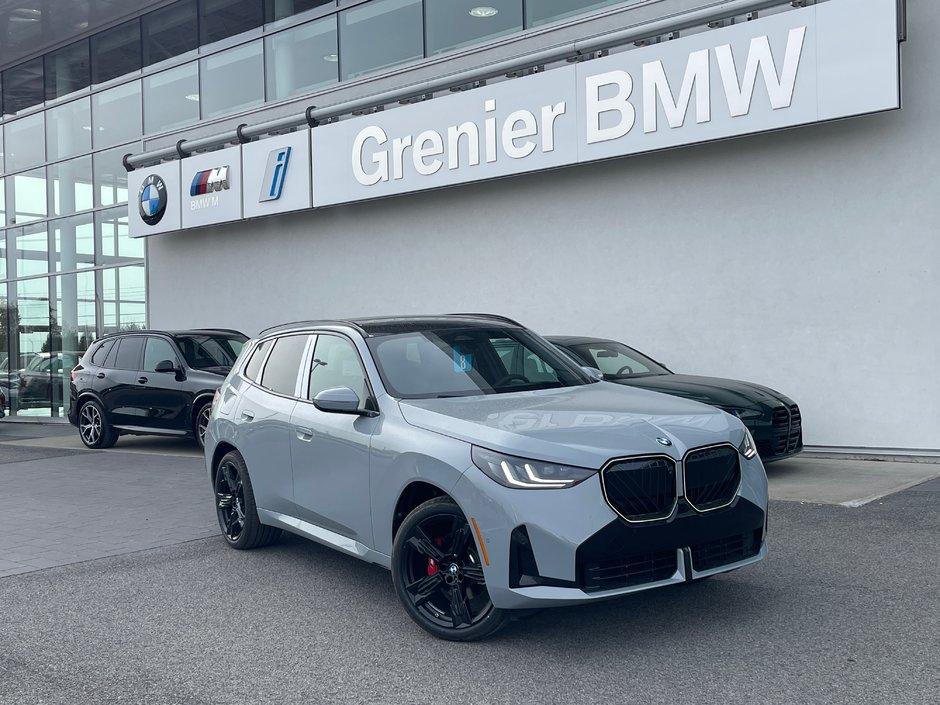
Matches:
[[367, 327, 593, 399], [564, 342, 670, 379], [174, 334, 247, 370]]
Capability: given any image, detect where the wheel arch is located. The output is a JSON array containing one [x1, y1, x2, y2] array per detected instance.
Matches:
[[392, 481, 454, 541], [75, 390, 107, 412], [210, 441, 239, 483]]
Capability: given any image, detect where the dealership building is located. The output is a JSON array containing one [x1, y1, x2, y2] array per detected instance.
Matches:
[[0, 0, 934, 456]]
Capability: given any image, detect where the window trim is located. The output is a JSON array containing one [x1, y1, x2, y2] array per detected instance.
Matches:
[[253, 332, 312, 399]]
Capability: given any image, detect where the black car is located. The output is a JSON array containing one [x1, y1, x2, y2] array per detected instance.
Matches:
[[547, 336, 802, 463], [68, 329, 247, 449]]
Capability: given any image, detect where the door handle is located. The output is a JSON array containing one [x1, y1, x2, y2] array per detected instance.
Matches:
[[295, 426, 314, 442], [137, 376, 148, 384], [240, 410, 255, 422], [96, 373, 105, 379]]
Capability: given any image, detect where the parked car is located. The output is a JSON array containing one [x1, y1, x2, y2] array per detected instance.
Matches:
[[547, 336, 802, 463], [68, 329, 247, 449], [16, 351, 82, 410], [205, 314, 768, 641]]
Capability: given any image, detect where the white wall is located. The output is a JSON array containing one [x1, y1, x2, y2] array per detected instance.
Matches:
[[147, 14, 939, 452]]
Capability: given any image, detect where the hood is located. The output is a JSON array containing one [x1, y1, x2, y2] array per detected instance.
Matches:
[[398, 382, 741, 469], [613, 374, 793, 409]]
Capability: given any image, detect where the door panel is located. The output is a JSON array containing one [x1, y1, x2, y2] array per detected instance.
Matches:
[[99, 336, 146, 426], [137, 336, 189, 431]]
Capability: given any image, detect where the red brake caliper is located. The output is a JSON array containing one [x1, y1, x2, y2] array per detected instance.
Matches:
[[427, 537, 444, 575]]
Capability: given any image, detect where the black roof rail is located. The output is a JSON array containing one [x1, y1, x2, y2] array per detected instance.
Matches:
[[258, 319, 369, 337], [446, 313, 524, 327]]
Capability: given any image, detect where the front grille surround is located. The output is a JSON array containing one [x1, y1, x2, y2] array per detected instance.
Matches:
[[599, 454, 678, 524], [682, 443, 742, 514]]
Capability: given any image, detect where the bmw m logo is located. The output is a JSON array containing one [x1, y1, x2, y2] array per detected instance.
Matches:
[[656, 437, 672, 446], [138, 174, 167, 226], [190, 166, 230, 196]]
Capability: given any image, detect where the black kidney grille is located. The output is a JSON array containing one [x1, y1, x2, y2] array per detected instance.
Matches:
[[684, 446, 741, 512], [690, 529, 763, 571], [601, 456, 677, 522], [580, 549, 678, 593]]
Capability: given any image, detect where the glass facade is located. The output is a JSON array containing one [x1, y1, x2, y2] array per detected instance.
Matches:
[[0, 0, 635, 420]]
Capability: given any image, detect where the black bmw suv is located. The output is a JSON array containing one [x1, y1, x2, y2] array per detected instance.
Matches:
[[68, 329, 247, 449]]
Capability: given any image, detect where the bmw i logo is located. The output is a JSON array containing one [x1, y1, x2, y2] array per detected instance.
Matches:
[[656, 437, 672, 446], [138, 174, 167, 226]]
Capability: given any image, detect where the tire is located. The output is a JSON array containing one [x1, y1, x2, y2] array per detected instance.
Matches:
[[77, 400, 118, 449], [213, 450, 281, 550], [193, 400, 212, 450], [392, 497, 510, 642]]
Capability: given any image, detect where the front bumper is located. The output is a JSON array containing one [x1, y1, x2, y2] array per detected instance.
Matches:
[[453, 454, 767, 610]]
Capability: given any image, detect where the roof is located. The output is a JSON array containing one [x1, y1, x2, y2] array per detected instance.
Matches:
[[97, 328, 247, 340], [544, 335, 613, 346], [261, 314, 524, 337]]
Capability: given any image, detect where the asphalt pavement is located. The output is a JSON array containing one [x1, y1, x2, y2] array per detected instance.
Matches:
[[0, 421, 938, 704]]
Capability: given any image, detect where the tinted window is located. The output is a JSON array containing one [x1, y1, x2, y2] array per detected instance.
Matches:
[[308, 335, 368, 407], [175, 334, 246, 369], [243, 339, 272, 381], [201, 0, 264, 45], [144, 337, 179, 372], [90, 339, 115, 366], [91, 19, 142, 84], [113, 336, 145, 370], [2, 58, 44, 116], [260, 335, 309, 395], [45, 41, 91, 101], [143, 1, 199, 66], [367, 327, 590, 399]]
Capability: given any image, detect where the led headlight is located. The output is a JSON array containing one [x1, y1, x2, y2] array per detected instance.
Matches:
[[471, 447, 596, 489], [718, 405, 763, 420], [739, 427, 758, 459]]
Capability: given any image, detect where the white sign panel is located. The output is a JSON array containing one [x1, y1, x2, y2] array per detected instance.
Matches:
[[242, 130, 312, 219], [180, 145, 243, 229], [312, 0, 899, 207], [128, 160, 181, 238]]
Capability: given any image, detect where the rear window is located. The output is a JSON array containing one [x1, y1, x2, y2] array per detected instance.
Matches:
[[113, 337, 145, 370], [259, 335, 309, 396]]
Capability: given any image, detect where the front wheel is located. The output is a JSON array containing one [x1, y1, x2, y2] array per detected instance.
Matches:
[[193, 401, 211, 450], [392, 497, 510, 641]]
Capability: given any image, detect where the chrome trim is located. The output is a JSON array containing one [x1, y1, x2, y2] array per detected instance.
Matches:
[[681, 442, 743, 514], [599, 453, 679, 524]]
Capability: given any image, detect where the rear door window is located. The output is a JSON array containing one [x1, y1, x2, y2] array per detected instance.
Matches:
[[113, 336, 145, 370], [259, 335, 309, 396]]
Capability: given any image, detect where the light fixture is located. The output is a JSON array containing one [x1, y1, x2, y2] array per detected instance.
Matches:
[[322, 53, 338, 63], [185, 93, 200, 102], [469, 6, 498, 18]]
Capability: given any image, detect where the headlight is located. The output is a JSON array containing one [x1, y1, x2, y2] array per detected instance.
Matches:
[[739, 427, 758, 459], [718, 405, 763, 420], [471, 446, 596, 489]]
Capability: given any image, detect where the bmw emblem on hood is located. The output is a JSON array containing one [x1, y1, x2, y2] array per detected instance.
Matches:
[[656, 437, 672, 447]]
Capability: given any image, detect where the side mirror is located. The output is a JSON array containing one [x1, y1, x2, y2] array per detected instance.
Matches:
[[581, 366, 605, 382], [154, 359, 177, 373], [313, 386, 362, 414]]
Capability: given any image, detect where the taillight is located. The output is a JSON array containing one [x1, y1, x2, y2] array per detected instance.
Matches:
[[212, 388, 221, 409], [70, 366, 80, 382]]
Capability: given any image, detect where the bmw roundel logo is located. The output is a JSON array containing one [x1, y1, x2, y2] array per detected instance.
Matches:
[[138, 174, 167, 226], [656, 436, 672, 447]]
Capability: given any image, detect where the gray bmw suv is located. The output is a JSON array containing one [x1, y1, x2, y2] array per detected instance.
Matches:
[[205, 315, 767, 641]]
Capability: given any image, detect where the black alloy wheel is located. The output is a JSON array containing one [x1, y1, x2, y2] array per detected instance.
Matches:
[[77, 400, 117, 449], [213, 450, 280, 549], [392, 497, 509, 641], [194, 402, 211, 449]]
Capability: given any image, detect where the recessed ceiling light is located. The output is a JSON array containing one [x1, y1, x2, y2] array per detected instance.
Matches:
[[323, 53, 338, 63], [469, 6, 498, 18], [185, 93, 200, 101]]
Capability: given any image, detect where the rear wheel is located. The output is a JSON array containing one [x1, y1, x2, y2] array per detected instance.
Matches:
[[78, 400, 118, 449], [214, 450, 281, 549], [392, 497, 510, 641]]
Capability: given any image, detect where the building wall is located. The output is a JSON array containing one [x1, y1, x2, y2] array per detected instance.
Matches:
[[147, 2, 938, 452]]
